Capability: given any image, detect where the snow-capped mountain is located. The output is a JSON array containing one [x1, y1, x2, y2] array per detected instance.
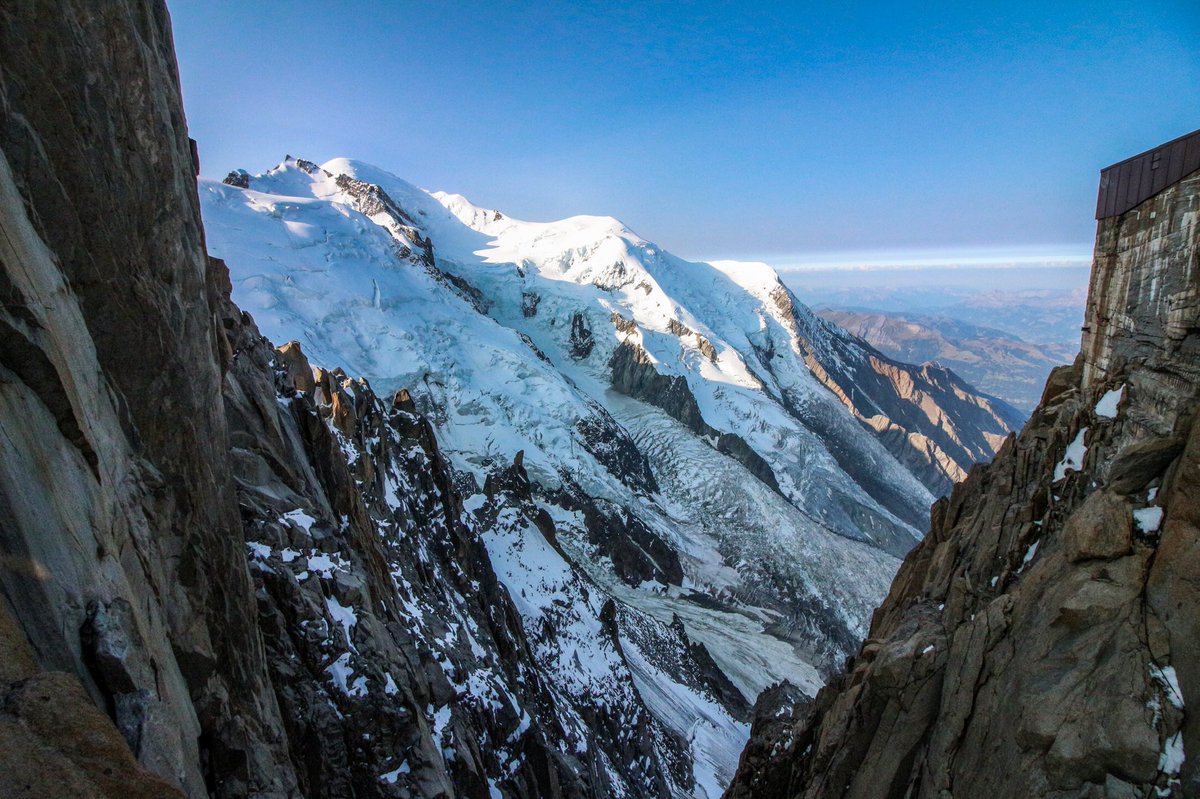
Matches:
[[198, 156, 1019, 794], [13, 5, 1193, 798]]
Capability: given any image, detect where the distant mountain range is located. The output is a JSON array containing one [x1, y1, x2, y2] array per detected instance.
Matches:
[[816, 308, 1077, 413], [777, 268, 1087, 413]]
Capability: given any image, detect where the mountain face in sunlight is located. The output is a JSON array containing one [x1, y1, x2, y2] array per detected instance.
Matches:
[[186, 155, 1021, 792], [816, 309, 1072, 413]]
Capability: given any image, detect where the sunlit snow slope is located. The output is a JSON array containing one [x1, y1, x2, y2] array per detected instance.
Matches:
[[199, 158, 1017, 789]]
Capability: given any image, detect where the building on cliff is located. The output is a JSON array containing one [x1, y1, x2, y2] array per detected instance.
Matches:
[[1096, 127, 1200, 221], [724, 132, 1200, 798]]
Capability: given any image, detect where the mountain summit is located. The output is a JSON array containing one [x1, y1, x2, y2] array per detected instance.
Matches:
[[202, 154, 1022, 679]]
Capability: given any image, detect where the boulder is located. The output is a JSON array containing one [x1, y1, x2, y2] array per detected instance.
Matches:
[[1108, 436, 1184, 494], [1062, 490, 1133, 562]]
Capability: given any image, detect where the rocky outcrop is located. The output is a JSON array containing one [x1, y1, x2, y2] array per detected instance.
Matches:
[[667, 318, 719, 363], [574, 412, 660, 497], [223, 169, 251, 189], [550, 480, 682, 587], [334, 171, 435, 264], [723, 158, 1200, 797], [569, 312, 595, 358], [722, 682, 809, 799]]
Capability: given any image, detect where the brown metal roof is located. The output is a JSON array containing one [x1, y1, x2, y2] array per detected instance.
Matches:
[[1096, 128, 1200, 219]]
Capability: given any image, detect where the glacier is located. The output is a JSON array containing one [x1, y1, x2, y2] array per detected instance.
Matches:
[[199, 156, 1020, 795]]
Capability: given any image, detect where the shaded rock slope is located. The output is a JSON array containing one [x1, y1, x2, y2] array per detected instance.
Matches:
[[724, 153, 1200, 797], [0, 2, 752, 797]]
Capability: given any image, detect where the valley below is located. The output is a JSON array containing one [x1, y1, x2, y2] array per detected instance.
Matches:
[[783, 267, 1088, 413]]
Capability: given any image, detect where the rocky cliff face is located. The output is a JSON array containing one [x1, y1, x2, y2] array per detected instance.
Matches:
[[1, 2, 280, 794], [0, 2, 750, 797], [724, 167, 1199, 797], [777, 296, 1026, 499]]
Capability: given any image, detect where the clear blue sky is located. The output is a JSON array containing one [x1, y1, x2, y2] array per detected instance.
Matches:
[[169, 1, 1199, 264]]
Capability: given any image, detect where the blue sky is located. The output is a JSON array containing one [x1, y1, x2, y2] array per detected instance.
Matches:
[[170, 1, 1198, 266]]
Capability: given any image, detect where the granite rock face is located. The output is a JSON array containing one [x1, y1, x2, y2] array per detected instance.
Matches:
[[0, 2, 286, 794], [723, 168, 1200, 797]]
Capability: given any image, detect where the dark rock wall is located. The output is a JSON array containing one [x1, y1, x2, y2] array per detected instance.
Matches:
[[724, 171, 1200, 798], [608, 339, 783, 494], [1, 2, 290, 794]]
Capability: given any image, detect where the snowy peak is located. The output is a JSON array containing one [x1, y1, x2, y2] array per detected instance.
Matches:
[[209, 155, 1017, 528], [196, 152, 1028, 797], [432, 190, 509, 233], [202, 154, 1022, 690], [706, 258, 791, 299]]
